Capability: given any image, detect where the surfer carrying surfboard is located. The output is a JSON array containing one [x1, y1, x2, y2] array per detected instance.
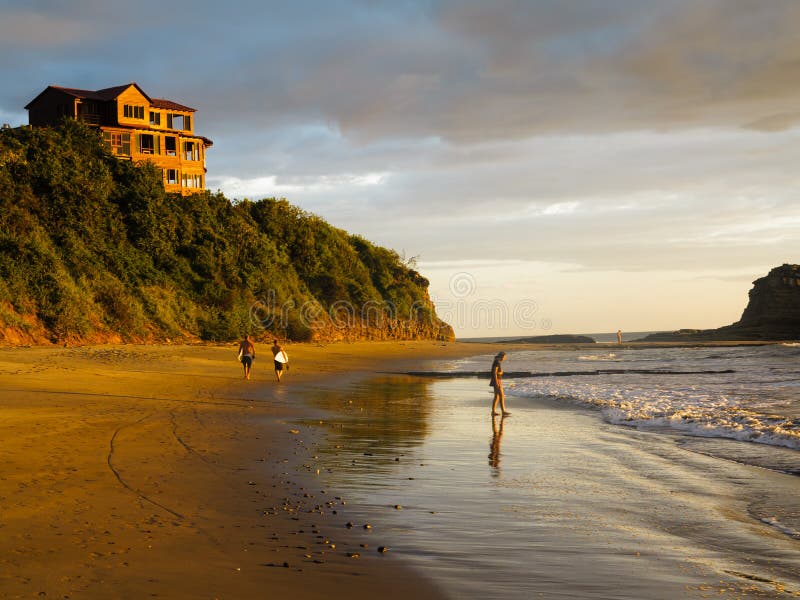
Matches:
[[271, 339, 289, 382]]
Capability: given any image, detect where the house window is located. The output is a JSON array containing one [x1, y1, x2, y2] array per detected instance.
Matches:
[[181, 174, 202, 189], [183, 141, 199, 161], [149, 111, 161, 126], [80, 101, 103, 124], [166, 113, 192, 131], [167, 114, 184, 130], [165, 169, 178, 185], [164, 136, 177, 156], [123, 105, 144, 119], [138, 133, 160, 155], [102, 131, 131, 156]]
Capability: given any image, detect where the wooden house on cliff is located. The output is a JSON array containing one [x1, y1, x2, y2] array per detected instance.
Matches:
[[25, 83, 212, 196]]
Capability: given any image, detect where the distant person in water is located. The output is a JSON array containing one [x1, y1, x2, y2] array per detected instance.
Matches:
[[617, 330, 623, 344], [237, 335, 255, 380], [490, 351, 510, 416], [271, 339, 287, 383]]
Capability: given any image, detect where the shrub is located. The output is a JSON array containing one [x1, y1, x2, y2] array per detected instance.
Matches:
[[0, 122, 450, 343]]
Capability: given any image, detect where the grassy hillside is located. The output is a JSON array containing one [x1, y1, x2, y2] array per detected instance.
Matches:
[[0, 121, 453, 344]]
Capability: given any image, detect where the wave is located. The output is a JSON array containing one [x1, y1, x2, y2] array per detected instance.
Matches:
[[404, 368, 736, 379], [438, 344, 800, 452], [577, 353, 618, 361], [759, 517, 800, 540], [605, 407, 800, 450], [507, 380, 800, 451]]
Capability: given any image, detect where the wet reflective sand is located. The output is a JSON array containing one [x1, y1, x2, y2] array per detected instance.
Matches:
[[296, 374, 800, 599]]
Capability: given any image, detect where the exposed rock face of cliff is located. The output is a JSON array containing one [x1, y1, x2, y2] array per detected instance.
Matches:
[[307, 315, 455, 343], [640, 264, 800, 342], [735, 264, 800, 337]]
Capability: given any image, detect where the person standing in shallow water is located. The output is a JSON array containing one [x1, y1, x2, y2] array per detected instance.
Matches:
[[490, 351, 510, 416], [237, 335, 255, 380]]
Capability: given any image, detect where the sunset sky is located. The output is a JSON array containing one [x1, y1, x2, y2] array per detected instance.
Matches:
[[2, 1, 798, 337]]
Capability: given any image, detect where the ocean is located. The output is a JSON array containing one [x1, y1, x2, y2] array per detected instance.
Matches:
[[299, 344, 800, 598], [459, 331, 661, 344], [466, 343, 800, 462]]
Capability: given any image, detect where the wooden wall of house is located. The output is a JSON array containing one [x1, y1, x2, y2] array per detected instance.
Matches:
[[27, 89, 76, 126], [102, 123, 207, 195], [27, 84, 209, 195]]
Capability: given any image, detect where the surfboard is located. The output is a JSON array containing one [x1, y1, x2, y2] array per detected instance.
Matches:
[[274, 350, 288, 364]]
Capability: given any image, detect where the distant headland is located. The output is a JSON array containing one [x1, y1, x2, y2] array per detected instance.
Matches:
[[494, 334, 597, 344], [639, 264, 800, 342]]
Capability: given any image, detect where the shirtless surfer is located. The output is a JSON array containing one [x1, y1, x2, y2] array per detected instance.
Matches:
[[238, 335, 256, 380]]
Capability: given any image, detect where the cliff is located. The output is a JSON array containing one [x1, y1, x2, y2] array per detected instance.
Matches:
[[640, 264, 800, 342], [735, 264, 800, 337], [0, 121, 454, 345]]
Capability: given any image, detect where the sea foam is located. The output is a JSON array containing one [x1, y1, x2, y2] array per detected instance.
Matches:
[[508, 377, 800, 450], [497, 346, 800, 452]]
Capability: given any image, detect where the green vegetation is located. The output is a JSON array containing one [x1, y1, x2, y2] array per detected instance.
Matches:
[[0, 121, 453, 344]]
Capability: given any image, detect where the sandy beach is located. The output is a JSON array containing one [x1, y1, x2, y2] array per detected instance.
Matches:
[[2, 341, 799, 599], [0, 341, 501, 599]]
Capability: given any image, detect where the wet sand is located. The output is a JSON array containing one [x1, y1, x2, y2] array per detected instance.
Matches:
[[297, 374, 800, 599], [2, 340, 798, 599], [0, 341, 500, 599]]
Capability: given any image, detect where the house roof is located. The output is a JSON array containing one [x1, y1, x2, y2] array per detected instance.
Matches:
[[25, 83, 196, 112], [58, 84, 146, 101], [150, 98, 196, 112]]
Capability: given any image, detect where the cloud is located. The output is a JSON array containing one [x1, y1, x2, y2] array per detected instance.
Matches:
[[2, 0, 798, 332], [209, 171, 387, 199], [744, 112, 800, 132], [6, 1, 800, 140], [174, 0, 800, 144], [279, 125, 800, 274], [542, 202, 581, 216], [0, 9, 96, 47]]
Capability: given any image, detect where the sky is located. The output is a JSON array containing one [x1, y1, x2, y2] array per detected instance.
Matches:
[[2, 0, 798, 337]]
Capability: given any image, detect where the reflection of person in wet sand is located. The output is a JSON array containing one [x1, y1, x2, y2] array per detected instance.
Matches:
[[490, 351, 510, 416], [488, 414, 505, 470]]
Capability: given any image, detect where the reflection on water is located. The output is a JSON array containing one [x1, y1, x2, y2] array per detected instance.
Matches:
[[293, 374, 800, 600], [488, 415, 505, 474], [300, 376, 436, 481]]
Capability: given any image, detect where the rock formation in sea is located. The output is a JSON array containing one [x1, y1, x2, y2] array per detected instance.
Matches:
[[640, 264, 800, 341]]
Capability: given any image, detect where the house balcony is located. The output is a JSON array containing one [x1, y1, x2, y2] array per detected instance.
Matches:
[[78, 114, 102, 125]]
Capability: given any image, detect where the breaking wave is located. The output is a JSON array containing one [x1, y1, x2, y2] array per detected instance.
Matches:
[[508, 377, 800, 450]]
